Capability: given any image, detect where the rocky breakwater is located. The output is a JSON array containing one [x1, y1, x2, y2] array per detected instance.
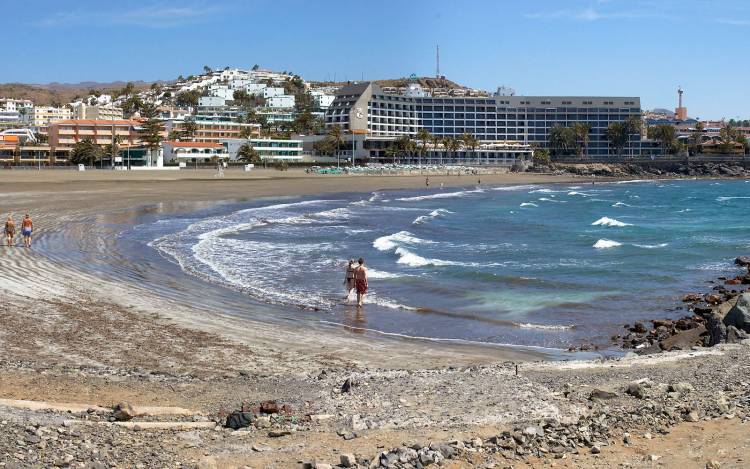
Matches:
[[530, 161, 750, 179], [617, 256, 750, 353]]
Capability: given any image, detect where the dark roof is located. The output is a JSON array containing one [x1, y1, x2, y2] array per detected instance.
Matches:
[[334, 82, 372, 96]]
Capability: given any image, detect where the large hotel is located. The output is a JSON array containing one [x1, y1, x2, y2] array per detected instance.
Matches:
[[324, 82, 656, 161]]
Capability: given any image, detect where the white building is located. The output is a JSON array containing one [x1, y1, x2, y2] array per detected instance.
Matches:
[[266, 95, 295, 109], [208, 85, 235, 101], [312, 91, 335, 110], [263, 87, 285, 98], [0, 109, 21, 124], [25, 106, 72, 129], [0, 98, 33, 112], [222, 138, 303, 162], [244, 83, 268, 95], [162, 141, 229, 164], [70, 102, 123, 120], [198, 96, 227, 107]]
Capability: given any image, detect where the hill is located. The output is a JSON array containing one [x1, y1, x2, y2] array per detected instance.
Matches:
[[0, 81, 154, 106]]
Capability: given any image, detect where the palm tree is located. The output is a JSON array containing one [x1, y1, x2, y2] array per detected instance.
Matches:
[[605, 122, 629, 158], [384, 144, 398, 163], [327, 125, 344, 168], [416, 128, 432, 169], [430, 134, 442, 165], [237, 143, 262, 165], [461, 133, 480, 164], [444, 136, 460, 164], [549, 125, 576, 157], [570, 123, 591, 159], [690, 121, 705, 157]]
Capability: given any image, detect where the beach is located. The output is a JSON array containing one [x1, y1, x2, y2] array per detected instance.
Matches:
[[1, 168, 749, 468]]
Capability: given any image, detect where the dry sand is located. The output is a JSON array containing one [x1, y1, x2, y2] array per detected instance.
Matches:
[[0, 168, 748, 468]]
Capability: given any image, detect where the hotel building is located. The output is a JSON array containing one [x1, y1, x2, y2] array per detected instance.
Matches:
[[167, 120, 261, 143], [222, 138, 304, 162], [325, 82, 654, 160], [47, 119, 143, 150], [26, 106, 73, 130], [70, 102, 124, 121]]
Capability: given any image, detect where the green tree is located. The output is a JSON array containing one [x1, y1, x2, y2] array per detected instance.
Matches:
[[203, 65, 213, 74], [648, 124, 677, 155], [605, 122, 629, 157], [384, 143, 399, 163], [182, 117, 197, 140], [460, 133, 479, 163], [532, 147, 551, 167], [328, 125, 344, 165], [394, 135, 414, 164], [175, 90, 201, 107], [416, 128, 432, 168], [236, 143, 262, 165], [570, 123, 592, 158], [233, 89, 252, 106], [690, 121, 705, 156], [252, 64, 260, 71], [549, 125, 576, 156], [139, 102, 165, 166], [69, 138, 102, 166]]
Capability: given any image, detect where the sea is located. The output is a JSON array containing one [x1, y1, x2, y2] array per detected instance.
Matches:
[[125, 179, 750, 356]]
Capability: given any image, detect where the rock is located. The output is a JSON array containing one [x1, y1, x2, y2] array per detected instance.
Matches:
[[668, 382, 694, 395], [314, 464, 332, 469], [252, 444, 271, 452], [625, 382, 647, 399], [647, 454, 661, 462], [706, 460, 722, 469], [591, 445, 601, 454], [631, 322, 648, 333], [523, 425, 544, 437], [685, 411, 700, 422], [268, 430, 291, 438], [660, 325, 707, 351], [112, 402, 136, 422], [225, 411, 255, 430], [589, 388, 618, 401], [683, 293, 702, 302], [309, 414, 334, 422], [259, 400, 280, 414], [723, 294, 750, 333], [706, 313, 728, 346], [340, 453, 357, 467], [726, 325, 750, 343], [341, 378, 353, 393], [734, 256, 750, 267], [705, 294, 722, 304]]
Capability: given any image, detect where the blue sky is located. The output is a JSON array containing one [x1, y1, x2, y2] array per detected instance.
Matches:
[[6, 0, 750, 118]]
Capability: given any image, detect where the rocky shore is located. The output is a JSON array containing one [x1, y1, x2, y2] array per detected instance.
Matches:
[[616, 256, 750, 354], [530, 161, 750, 179]]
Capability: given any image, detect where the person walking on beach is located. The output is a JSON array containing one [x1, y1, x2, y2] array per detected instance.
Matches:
[[21, 213, 33, 248], [425, 176, 430, 188], [344, 259, 357, 300], [354, 257, 368, 307], [4, 216, 15, 247]]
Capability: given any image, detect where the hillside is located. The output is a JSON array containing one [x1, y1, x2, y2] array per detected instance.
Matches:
[[0, 81, 153, 106], [309, 76, 481, 92]]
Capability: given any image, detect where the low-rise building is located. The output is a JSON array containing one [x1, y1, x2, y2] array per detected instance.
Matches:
[[263, 87, 285, 98], [70, 102, 124, 120], [244, 83, 267, 95], [167, 120, 261, 143], [312, 91, 335, 110], [47, 119, 142, 149], [162, 141, 228, 164], [223, 138, 304, 162], [198, 96, 227, 107], [0, 98, 33, 112], [266, 95, 295, 109]]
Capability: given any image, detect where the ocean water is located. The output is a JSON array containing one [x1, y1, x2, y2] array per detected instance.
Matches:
[[145, 179, 750, 352]]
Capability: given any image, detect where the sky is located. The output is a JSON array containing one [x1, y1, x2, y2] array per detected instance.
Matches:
[[5, 0, 750, 119]]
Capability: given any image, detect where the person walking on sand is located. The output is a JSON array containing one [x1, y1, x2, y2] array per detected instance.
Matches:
[[354, 257, 368, 307], [4, 216, 15, 247], [21, 213, 33, 248], [425, 176, 430, 188], [343, 259, 357, 300]]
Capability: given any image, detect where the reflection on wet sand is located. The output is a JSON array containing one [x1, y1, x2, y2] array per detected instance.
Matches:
[[342, 306, 367, 334]]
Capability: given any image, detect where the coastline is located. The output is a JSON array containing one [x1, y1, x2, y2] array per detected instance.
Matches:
[[2, 169, 750, 468]]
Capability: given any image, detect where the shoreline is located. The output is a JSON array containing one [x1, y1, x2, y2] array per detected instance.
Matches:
[[2, 170, 750, 468]]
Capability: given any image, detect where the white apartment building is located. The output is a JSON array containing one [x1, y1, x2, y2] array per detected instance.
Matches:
[[244, 83, 267, 95], [198, 96, 227, 107], [208, 85, 235, 101], [312, 91, 335, 110], [25, 106, 72, 129], [262, 87, 285, 98], [0, 109, 21, 125], [0, 98, 33, 112], [266, 95, 295, 109]]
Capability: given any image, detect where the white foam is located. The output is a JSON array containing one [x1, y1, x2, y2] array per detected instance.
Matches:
[[612, 202, 631, 208], [367, 268, 404, 279], [520, 202, 538, 208], [633, 243, 668, 249], [394, 247, 466, 268], [491, 184, 539, 192], [412, 208, 454, 225], [567, 191, 591, 197], [717, 196, 750, 202], [615, 179, 655, 184], [591, 217, 632, 227], [373, 231, 435, 251], [593, 239, 622, 249], [529, 188, 561, 194], [538, 197, 566, 203], [396, 189, 483, 202], [517, 323, 575, 331]]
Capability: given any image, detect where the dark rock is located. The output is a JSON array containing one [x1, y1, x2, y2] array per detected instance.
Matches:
[[734, 256, 750, 267], [341, 378, 353, 393], [589, 388, 618, 401], [625, 382, 647, 399], [268, 430, 292, 437], [660, 325, 707, 351], [706, 313, 727, 346], [225, 411, 255, 430], [259, 400, 280, 414], [726, 325, 750, 343], [723, 293, 750, 333]]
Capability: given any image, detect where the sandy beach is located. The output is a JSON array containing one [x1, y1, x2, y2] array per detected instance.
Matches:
[[1, 168, 749, 469]]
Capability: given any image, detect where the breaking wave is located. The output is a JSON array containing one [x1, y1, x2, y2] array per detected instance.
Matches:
[[591, 217, 632, 227]]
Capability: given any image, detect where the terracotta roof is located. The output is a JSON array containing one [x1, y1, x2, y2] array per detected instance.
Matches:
[[50, 119, 138, 126], [163, 141, 224, 148]]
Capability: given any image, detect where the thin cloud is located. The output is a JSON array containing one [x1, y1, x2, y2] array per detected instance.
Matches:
[[31, 2, 227, 28]]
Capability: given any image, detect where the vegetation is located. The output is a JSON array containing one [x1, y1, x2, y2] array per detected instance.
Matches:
[[69, 138, 102, 166], [236, 143, 262, 165], [175, 89, 202, 107], [139, 102, 165, 165], [532, 147, 551, 167], [549, 125, 577, 156], [570, 123, 591, 157], [647, 124, 677, 154], [605, 122, 629, 157]]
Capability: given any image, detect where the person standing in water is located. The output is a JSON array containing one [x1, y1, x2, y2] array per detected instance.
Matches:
[[21, 214, 33, 248], [4, 216, 15, 247], [354, 257, 368, 307], [343, 259, 357, 300]]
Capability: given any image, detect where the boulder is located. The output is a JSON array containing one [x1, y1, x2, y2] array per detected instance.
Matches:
[[589, 388, 618, 401], [723, 293, 750, 333], [625, 382, 647, 399], [225, 411, 255, 430], [112, 402, 136, 422], [340, 454, 357, 468], [706, 313, 727, 346], [726, 325, 750, 343], [734, 256, 750, 267], [660, 325, 707, 351], [259, 400, 279, 414], [682, 294, 702, 302]]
